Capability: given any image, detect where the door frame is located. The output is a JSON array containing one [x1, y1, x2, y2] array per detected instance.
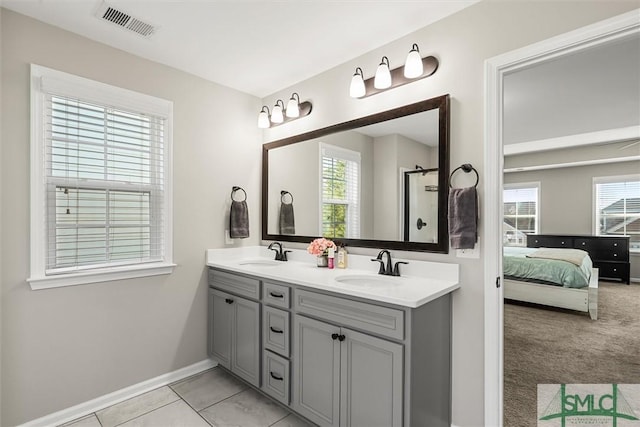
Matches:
[[483, 10, 640, 426]]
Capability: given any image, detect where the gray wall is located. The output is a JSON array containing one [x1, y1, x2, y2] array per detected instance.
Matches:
[[1, 10, 261, 425], [504, 161, 640, 280], [260, 2, 638, 425]]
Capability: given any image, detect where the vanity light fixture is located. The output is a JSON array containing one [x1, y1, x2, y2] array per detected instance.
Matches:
[[404, 44, 423, 78], [285, 93, 300, 118], [257, 106, 271, 129], [257, 93, 313, 128], [271, 99, 285, 124], [374, 56, 392, 89], [349, 43, 439, 98], [349, 67, 366, 98]]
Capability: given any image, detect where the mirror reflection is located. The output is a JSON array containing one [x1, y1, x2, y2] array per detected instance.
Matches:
[[262, 95, 450, 252]]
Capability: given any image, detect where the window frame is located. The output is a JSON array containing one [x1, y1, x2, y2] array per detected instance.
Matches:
[[319, 143, 361, 239], [593, 174, 640, 253], [503, 182, 540, 247], [29, 64, 174, 290]]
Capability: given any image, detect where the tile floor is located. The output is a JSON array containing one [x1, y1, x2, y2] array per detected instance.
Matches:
[[60, 367, 314, 427]]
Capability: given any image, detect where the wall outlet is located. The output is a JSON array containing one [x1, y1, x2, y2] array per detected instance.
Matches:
[[456, 238, 480, 259], [225, 230, 234, 245]]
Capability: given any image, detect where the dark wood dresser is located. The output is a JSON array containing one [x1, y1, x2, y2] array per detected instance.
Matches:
[[526, 234, 630, 284]]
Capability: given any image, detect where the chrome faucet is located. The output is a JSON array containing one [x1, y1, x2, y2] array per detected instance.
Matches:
[[268, 242, 291, 261], [371, 250, 408, 276]]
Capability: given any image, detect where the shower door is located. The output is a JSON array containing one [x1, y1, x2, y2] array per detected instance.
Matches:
[[403, 169, 439, 243]]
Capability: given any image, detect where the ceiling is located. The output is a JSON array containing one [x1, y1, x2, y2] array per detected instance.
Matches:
[[1, 0, 478, 98]]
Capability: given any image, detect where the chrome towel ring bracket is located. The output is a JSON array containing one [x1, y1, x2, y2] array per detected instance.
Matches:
[[231, 186, 247, 201], [280, 190, 293, 204]]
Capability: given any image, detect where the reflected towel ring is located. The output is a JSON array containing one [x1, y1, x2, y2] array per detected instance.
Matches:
[[231, 186, 247, 202], [281, 190, 294, 204], [449, 163, 479, 188]]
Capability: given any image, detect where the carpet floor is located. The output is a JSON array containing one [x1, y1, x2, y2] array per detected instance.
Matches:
[[504, 281, 640, 427]]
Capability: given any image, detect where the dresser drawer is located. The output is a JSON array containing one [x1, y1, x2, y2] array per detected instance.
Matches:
[[208, 269, 260, 300], [263, 282, 291, 309], [594, 261, 630, 282], [528, 236, 573, 248], [262, 350, 290, 405], [263, 306, 290, 357], [592, 239, 629, 262], [294, 289, 404, 340]]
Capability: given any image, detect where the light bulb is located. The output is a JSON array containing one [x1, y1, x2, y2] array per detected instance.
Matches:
[[404, 43, 423, 79], [286, 93, 300, 118], [257, 106, 270, 129], [349, 67, 366, 98], [271, 100, 284, 123], [374, 56, 392, 89]]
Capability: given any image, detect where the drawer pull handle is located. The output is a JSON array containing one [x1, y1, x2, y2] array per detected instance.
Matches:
[[338, 334, 346, 342], [225, 298, 234, 304], [270, 372, 284, 381], [269, 292, 284, 298], [614, 269, 617, 272], [270, 326, 283, 334], [614, 254, 618, 257], [331, 333, 339, 340]]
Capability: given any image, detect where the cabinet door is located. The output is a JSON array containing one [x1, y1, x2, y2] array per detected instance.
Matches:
[[340, 328, 403, 427], [292, 316, 341, 427], [209, 288, 232, 368], [231, 297, 261, 387]]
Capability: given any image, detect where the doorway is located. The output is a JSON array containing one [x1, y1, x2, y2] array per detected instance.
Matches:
[[483, 10, 640, 426]]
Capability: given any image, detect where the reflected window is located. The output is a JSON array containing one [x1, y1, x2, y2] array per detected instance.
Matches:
[[503, 183, 539, 246], [320, 144, 360, 239], [594, 176, 640, 251]]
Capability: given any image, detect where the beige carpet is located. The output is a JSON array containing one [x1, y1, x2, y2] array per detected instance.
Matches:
[[504, 281, 640, 427]]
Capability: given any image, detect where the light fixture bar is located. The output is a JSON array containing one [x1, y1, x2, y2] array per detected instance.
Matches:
[[358, 56, 438, 98], [258, 101, 312, 129]]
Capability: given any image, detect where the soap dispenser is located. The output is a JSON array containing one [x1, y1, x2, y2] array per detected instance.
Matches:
[[337, 245, 347, 269]]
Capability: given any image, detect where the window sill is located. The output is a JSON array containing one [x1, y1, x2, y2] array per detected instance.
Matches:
[[27, 262, 176, 290]]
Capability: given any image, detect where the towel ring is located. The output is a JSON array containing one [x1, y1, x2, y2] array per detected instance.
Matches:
[[280, 190, 294, 204], [449, 163, 479, 188], [231, 186, 247, 202]]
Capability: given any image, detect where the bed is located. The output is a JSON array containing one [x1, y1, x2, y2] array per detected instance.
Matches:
[[503, 246, 598, 320]]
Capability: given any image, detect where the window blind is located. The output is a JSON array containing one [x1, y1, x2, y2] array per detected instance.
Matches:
[[45, 95, 165, 273], [594, 178, 640, 249], [321, 145, 360, 239]]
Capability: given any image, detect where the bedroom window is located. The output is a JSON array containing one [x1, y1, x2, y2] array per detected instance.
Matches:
[[320, 144, 360, 239], [29, 65, 174, 289], [594, 175, 640, 252], [503, 183, 539, 246]]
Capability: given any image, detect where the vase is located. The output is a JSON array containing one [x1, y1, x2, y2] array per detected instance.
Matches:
[[316, 255, 329, 267]]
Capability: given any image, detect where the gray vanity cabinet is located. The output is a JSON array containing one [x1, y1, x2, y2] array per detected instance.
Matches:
[[292, 315, 403, 427], [208, 287, 260, 387]]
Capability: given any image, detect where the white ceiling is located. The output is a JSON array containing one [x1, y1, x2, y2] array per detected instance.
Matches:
[[1, 0, 478, 98]]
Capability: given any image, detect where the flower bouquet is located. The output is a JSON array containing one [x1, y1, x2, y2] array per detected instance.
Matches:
[[307, 238, 336, 267]]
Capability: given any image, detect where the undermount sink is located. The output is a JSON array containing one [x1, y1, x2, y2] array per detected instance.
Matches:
[[237, 259, 280, 267], [334, 274, 402, 287]]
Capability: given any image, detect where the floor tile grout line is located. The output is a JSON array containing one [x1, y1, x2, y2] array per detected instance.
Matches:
[[268, 413, 290, 426], [109, 398, 182, 427], [170, 384, 216, 426], [197, 386, 250, 413]]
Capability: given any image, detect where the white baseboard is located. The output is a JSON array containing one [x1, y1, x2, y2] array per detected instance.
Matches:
[[19, 359, 217, 427]]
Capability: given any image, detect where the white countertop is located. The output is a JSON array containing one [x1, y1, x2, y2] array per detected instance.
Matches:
[[205, 246, 459, 308]]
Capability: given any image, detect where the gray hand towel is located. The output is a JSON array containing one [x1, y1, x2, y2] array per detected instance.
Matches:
[[279, 202, 295, 235], [229, 200, 249, 239], [448, 187, 478, 249]]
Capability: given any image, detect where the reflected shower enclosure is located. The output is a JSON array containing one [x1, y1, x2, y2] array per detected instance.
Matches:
[[404, 168, 439, 243]]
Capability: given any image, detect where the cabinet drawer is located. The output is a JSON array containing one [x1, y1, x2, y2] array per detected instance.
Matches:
[[208, 269, 260, 300], [528, 236, 572, 248], [263, 282, 290, 309], [594, 261, 629, 282], [294, 289, 404, 340], [263, 350, 290, 406], [592, 239, 629, 262], [263, 306, 290, 357]]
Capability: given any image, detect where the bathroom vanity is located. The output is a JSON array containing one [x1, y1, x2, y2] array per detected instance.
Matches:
[[206, 247, 459, 427]]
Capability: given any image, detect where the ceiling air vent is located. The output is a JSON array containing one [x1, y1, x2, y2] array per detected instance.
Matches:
[[96, 4, 156, 38]]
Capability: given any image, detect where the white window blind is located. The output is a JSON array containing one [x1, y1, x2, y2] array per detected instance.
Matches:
[[503, 183, 539, 246], [320, 144, 360, 239], [30, 65, 173, 288], [594, 176, 640, 251], [46, 95, 165, 273]]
